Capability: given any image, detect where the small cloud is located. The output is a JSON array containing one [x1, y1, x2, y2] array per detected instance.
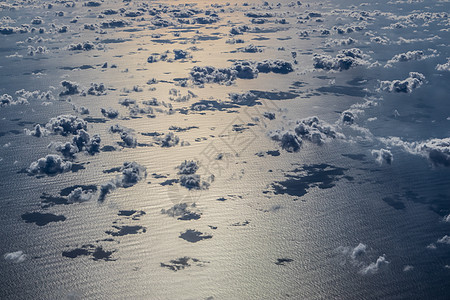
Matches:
[[403, 265, 414, 272], [101, 107, 119, 119], [99, 162, 147, 201], [359, 255, 389, 275], [68, 187, 94, 202], [4, 251, 26, 263], [436, 58, 450, 72], [371, 149, 393, 165], [437, 235, 450, 245], [426, 243, 437, 250]]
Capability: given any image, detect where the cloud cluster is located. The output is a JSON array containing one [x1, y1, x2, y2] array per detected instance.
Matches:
[[190, 59, 294, 85], [101, 19, 130, 28], [175, 160, 211, 190], [45, 115, 87, 135], [387, 50, 431, 65], [337, 243, 390, 275], [378, 72, 425, 93], [101, 107, 119, 119], [313, 48, 370, 71], [67, 41, 96, 51], [381, 137, 450, 167], [87, 83, 106, 96], [416, 138, 450, 167], [59, 80, 82, 96], [161, 203, 201, 220], [229, 91, 258, 105], [1, 93, 28, 107], [177, 160, 199, 175], [27, 154, 72, 175], [436, 58, 450, 72], [52, 130, 101, 157], [99, 161, 147, 200], [271, 116, 343, 152], [155, 132, 180, 147]]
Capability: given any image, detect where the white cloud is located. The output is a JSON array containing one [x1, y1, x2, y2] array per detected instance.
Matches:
[[360, 255, 390, 275], [381, 137, 450, 167], [101, 107, 119, 119], [4, 251, 26, 263], [437, 235, 450, 245], [27, 154, 72, 175], [45, 115, 87, 136], [403, 265, 414, 272], [436, 58, 450, 71], [378, 72, 425, 93], [68, 187, 94, 202], [99, 162, 147, 201], [371, 149, 393, 165], [313, 48, 371, 71]]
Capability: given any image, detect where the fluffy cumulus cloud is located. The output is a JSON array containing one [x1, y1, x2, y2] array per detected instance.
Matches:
[[120, 131, 137, 148], [157, 132, 180, 147], [53, 130, 101, 157], [68, 187, 94, 202], [24, 124, 49, 137], [99, 162, 147, 201], [229, 91, 258, 105], [69, 130, 97, 152], [371, 149, 393, 165], [108, 124, 137, 147], [270, 130, 301, 153], [59, 81, 82, 97], [4, 251, 26, 263], [1, 93, 28, 107], [175, 159, 212, 190], [27, 154, 72, 175], [190, 59, 294, 85], [294, 117, 344, 144], [177, 160, 199, 175], [270, 116, 343, 152], [341, 111, 355, 125], [436, 58, 450, 72], [385, 50, 437, 67], [381, 137, 450, 167], [415, 138, 450, 167], [378, 72, 425, 93], [67, 41, 97, 51], [190, 65, 238, 85], [45, 115, 87, 136], [87, 83, 106, 96], [101, 107, 119, 119], [313, 48, 370, 71]]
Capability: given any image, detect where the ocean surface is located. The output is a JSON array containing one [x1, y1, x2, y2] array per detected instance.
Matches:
[[0, 0, 449, 299]]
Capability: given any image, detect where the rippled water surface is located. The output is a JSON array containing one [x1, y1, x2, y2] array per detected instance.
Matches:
[[0, 0, 449, 299]]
